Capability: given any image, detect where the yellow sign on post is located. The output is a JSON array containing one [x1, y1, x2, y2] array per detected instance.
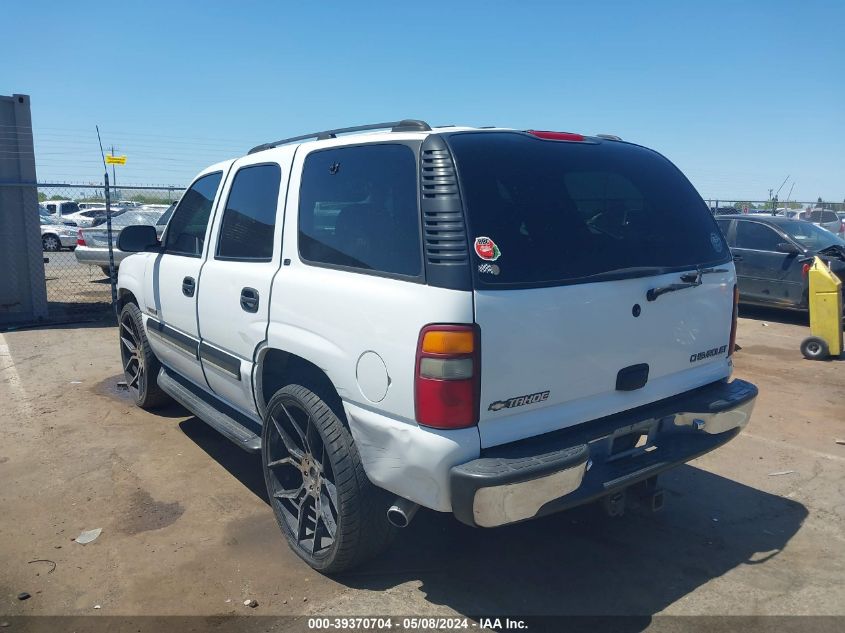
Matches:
[[105, 155, 127, 165]]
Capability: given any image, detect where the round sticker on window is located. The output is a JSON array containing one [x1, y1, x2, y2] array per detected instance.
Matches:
[[710, 232, 723, 253], [474, 236, 501, 261]]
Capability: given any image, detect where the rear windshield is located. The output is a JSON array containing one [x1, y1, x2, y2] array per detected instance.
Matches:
[[447, 132, 730, 287]]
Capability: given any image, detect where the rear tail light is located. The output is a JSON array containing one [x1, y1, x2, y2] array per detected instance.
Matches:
[[527, 130, 585, 142], [728, 284, 739, 357], [76, 230, 86, 247], [415, 324, 480, 429], [839, 221, 844, 235]]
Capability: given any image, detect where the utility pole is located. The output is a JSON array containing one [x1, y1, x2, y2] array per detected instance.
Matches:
[[110, 144, 117, 193]]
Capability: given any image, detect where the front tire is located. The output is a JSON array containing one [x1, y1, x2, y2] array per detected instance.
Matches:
[[118, 302, 170, 408], [262, 383, 395, 573]]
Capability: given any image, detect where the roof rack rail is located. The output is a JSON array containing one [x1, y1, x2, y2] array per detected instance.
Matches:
[[248, 119, 432, 154]]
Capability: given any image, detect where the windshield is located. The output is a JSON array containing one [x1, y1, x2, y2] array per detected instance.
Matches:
[[780, 220, 845, 251], [448, 132, 730, 287]]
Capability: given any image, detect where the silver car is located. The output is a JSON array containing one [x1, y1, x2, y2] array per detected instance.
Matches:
[[74, 207, 172, 274], [805, 208, 844, 235], [40, 216, 79, 251]]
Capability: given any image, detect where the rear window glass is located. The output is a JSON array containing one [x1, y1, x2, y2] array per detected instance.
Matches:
[[447, 132, 730, 287]]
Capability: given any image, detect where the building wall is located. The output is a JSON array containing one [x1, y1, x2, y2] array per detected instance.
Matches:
[[0, 94, 48, 324]]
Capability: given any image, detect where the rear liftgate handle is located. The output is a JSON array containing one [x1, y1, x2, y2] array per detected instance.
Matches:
[[240, 287, 259, 313], [182, 276, 196, 297]]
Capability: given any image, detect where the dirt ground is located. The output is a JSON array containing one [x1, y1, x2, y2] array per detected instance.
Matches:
[[1, 305, 843, 629]]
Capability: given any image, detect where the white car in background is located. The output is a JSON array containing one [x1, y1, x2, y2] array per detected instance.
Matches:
[[61, 207, 127, 228], [42, 199, 81, 225], [75, 207, 171, 274], [40, 215, 78, 251], [805, 208, 844, 236]]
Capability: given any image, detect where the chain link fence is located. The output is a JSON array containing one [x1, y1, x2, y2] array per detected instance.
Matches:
[[2, 181, 842, 328], [2, 182, 183, 326], [705, 199, 845, 215]]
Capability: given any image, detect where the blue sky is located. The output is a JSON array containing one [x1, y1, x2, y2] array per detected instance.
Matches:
[[4, 0, 843, 202]]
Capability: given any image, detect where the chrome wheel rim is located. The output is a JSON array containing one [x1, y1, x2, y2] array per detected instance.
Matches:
[[266, 400, 338, 556], [119, 312, 143, 398], [807, 342, 821, 355], [43, 236, 59, 251]]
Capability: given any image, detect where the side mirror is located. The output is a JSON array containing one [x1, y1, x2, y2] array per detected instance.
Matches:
[[118, 224, 160, 253], [776, 242, 800, 255]]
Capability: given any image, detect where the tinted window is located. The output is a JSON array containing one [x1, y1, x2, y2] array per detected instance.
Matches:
[[735, 221, 781, 251], [715, 218, 733, 245], [448, 132, 729, 287], [298, 144, 421, 277], [217, 164, 281, 260], [163, 172, 223, 256]]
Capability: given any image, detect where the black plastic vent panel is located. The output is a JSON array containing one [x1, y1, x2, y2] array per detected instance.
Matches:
[[421, 147, 459, 199], [420, 138, 469, 277]]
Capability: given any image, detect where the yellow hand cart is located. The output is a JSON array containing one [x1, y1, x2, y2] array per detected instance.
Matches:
[[800, 256, 843, 360]]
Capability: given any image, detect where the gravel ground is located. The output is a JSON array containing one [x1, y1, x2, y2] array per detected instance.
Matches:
[[0, 306, 843, 630]]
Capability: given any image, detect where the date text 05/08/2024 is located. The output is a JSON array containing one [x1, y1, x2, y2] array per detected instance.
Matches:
[[307, 617, 528, 630]]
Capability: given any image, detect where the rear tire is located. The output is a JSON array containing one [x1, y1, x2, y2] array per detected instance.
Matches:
[[101, 266, 112, 277], [42, 234, 60, 252], [118, 302, 170, 409], [262, 383, 395, 573], [800, 336, 829, 360]]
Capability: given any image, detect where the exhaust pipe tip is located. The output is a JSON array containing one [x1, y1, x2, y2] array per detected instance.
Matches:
[[386, 497, 419, 528]]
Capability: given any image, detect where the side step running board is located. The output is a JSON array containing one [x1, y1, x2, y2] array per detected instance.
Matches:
[[157, 367, 262, 453]]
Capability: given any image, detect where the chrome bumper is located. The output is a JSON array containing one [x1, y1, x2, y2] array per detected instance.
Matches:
[[450, 379, 757, 528]]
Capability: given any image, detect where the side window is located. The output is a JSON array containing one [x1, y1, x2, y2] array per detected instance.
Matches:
[[735, 222, 781, 251], [46, 204, 56, 214], [63, 202, 79, 214], [715, 219, 734, 246], [163, 172, 223, 256], [298, 144, 421, 277], [216, 164, 281, 260], [823, 211, 837, 223]]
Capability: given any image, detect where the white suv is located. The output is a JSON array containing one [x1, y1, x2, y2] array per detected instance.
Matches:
[[116, 120, 758, 572]]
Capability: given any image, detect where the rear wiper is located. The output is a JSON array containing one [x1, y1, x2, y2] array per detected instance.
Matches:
[[647, 267, 728, 302], [679, 267, 729, 284], [646, 282, 699, 302]]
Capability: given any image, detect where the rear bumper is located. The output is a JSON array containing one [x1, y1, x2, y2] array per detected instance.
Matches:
[[74, 245, 129, 266], [450, 378, 757, 528]]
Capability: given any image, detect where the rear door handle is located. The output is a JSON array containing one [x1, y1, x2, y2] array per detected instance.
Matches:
[[240, 287, 259, 313], [182, 276, 196, 297], [732, 255, 743, 262]]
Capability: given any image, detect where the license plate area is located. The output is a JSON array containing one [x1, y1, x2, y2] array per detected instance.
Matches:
[[605, 419, 659, 462]]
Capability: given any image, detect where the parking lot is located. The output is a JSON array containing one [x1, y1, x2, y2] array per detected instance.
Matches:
[[0, 306, 843, 628], [41, 251, 112, 318]]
